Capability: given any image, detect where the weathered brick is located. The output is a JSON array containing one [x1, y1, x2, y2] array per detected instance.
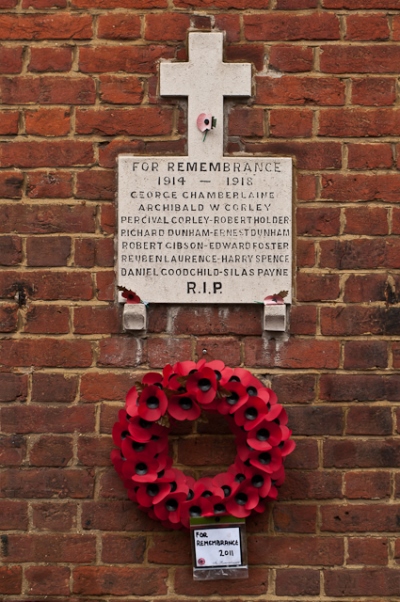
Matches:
[[32, 502, 77, 531], [324, 568, 400, 597], [1, 76, 95, 105], [174, 566, 269, 595], [0, 141, 94, 168], [25, 108, 70, 137], [0, 434, 27, 466], [29, 46, 73, 72], [78, 436, 112, 466], [0, 46, 23, 73], [76, 108, 173, 136], [98, 14, 141, 39], [0, 373, 28, 402], [344, 471, 391, 499], [344, 340, 388, 370], [79, 45, 174, 74], [273, 504, 317, 533], [99, 75, 143, 104], [0, 500, 28, 529], [351, 77, 396, 106], [276, 568, 320, 596], [244, 337, 339, 369], [1, 405, 95, 434], [0, 339, 92, 368], [255, 76, 345, 106], [320, 44, 400, 73], [1, 468, 94, 498], [348, 537, 388, 565], [25, 566, 70, 596], [0, 15, 92, 40], [228, 107, 265, 137], [323, 440, 400, 468], [26, 173, 74, 199], [347, 143, 393, 169], [101, 534, 146, 563], [248, 535, 343, 565], [26, 236, 71, 267], [245, 13, 339, 41], [269, 44, 313, 72], [280, 470, 342, 500], [24, 305, 70, 334], [0, 566, 22, 595], [346, 14, 389, 41], [80, 372, 134, 402], [344, 274, 386, 303], [0, 270, 93, 300], [148, 532, 191, 564], [73, 566, 168, 596], [145, 13, 190, 41], [30, 436, 74, 467], [270, 108, 313, 138], [0, 236, 22, 266], [319, 109, 400, 137]]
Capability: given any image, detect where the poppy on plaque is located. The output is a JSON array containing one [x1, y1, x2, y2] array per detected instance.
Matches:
[[120, 288, 141, 304], [168, 393, 201, 421], [137, 385, 168, 421], [186, 366, 218, 405]]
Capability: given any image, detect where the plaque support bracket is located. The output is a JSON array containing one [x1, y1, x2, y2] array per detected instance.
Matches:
[[263, 304, 287, 332], [123, 303, 147, 331]]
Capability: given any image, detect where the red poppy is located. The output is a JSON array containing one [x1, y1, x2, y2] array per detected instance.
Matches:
[[229, 368, 265, 398], [153, 490, 188, 524], [112, 419, 132, 449], [218, 382, 248, 415], [234, 396, 268, 431], [249, 447, 283, 474], [136, 481, 173, 507], [122, 289, 141, 304], [204, 360, 226, 384], [125, 386, 139, 417], [186, 367, 217, 405], [225, 485, 259, 518], [212, 471, 241, 501], [247, 420, 282, 451], [173, 360, 197, 376], [128, 416, 167, 443], [142, 372, 163, 387], [193, 477, 224, 502], [180, 496, 214, 528], [138, 385, 168, 422], [168, 393, 201, 421]]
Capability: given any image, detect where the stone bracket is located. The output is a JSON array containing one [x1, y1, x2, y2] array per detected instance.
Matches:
[[263, 304, 288, 332], [123, 303, 147, 331]]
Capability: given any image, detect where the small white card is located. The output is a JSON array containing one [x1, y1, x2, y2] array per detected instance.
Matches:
[[194, 526, 242, 568]]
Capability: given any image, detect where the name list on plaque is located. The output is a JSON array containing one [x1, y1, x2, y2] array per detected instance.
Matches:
[[118, 156, 292, 304]]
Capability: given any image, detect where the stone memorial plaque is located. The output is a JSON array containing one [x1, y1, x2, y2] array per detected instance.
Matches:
[[117, 32, 293, 307], [118, 156, 292, 304]]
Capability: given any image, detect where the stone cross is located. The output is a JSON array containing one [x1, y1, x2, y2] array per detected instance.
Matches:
[[160, 32, 252, 161]]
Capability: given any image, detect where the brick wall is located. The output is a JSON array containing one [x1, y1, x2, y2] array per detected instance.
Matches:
[[1, 0, 400, 599]]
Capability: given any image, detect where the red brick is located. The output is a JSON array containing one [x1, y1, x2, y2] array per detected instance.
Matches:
[[0, 172, 23, 198], [246, 141, 341, 170], [23, 0, 66, 7], [75, 170, 115, 200], [226, 44, 266, 72], [27, 172, 74, 199], [25, 108, 70, 136], [296, 273, 340, 302], [352, 77, 396, 106], [320, 108, 400, 137], [32, 372, 78, 403], [285, 439, 319, 469], [321, 44, 400, 73], [25, 566, 70, 596], [245, 337, 339, 369], [172, 305, 263, 336], [276, 0, 317, 5], [73, 567, 168, 596], [297, 173, 317, 201], [78, 436, 112, 466], [4, 533, 95, 562], [73, 0, 164, 6], [0, 435, 27, 466], [0, 338, 92, 368], [270, 108, 313, 138], [32, 502, 77, 531], [1, 405, 95, 434], [0, 76, 95, 105], [101, 534, 146, 563], [321, 174, 400, 202], [273, 504, 317, 533], [0, 501, 28, 529], [214, 15, 241, 43], [249, 535, 343, 565], [290, 305, 317, 335], [177, 435, 235, 466], [26, 236, 71, 267], [148, 532, 191, 564], [245, 13, 339, 41], [0, 111, 19, 135], [174, 0, 268, 7], [76, 108, 173, 136], [98, 469, 128, 499], [0, 46, 23, 73], [100, 203, 115, 235], [80, 372, 134, 402], [344, 274, 386, 303], [174, 566, 269, 595], [79, 45, 174, 74], [0, 14, 92, 40], [344, 471, 391, 499], [29, 46, 72, 72], [0, 270, 90, 301], [99, 75, 143, 104], [30, 435, 74, 467], [81, 500, 156, 531], [195, 337, 241, 366], [276, 568, 320, 595], [269, 44, 313, 72], [228, 107, 264, 137], [348, 537, 388, 565], [347, 406, 392, 436], [323, 0, 400, 6], [289, 406, 343, 436], [279, 472, 343, 500], [73, 305, 121, 334], [348, 143, 393, 169], [321, 306, 400, 336], [320, 239, 386, 270], [98, 14, 141, 39], [297, 239, 315, 267], [324, 568, 400, 597], [98, 336, 143, 367], [0, 304, 18, 332], [344, 340, 388, 370], [320, 373, 389, 402], [271, 373, 316, 404], [74, 238, 113, 267], [0, 236, 22, 265], [145, 13, 190, 41], [346, 14, 389, 41], [255, 75, 344, 105], [297, 207, 340, 237], [0, 567, 22, 595], [0, 141, 94, 168], [24, 305, 70, 334], [0, 373, 28, 402], [147, 336, 192, 368], [96, 270, 115, 301], [1, 468, 94, 498], [323, 440, 400, 469]]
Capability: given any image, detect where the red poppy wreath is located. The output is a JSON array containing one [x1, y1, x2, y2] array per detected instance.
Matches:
[[111, 360, 295, 530]]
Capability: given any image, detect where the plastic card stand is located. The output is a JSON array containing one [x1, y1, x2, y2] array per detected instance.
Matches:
[[190, 516, 248, 580]]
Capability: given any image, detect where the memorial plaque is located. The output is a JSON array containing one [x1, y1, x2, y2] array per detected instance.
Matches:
[[118, 156, 292, 304], [117, 32, 293, 306]]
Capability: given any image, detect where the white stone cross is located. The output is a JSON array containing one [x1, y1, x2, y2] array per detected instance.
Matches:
[[160, 32, 252, 161]]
